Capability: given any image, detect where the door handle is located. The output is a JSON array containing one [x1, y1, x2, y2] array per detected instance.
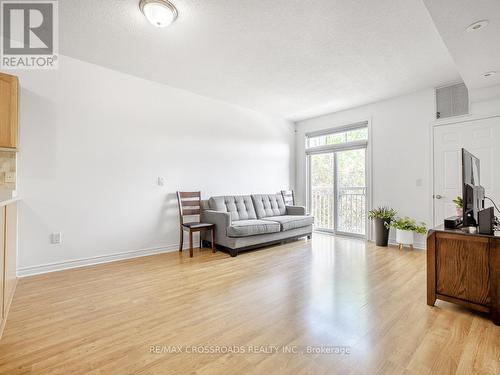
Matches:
[[435, 194, 442, 199]]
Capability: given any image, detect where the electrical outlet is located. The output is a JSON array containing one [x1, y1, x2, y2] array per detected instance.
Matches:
[[50, 232, 62, 244]]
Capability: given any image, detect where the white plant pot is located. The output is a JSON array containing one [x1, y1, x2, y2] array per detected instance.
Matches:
[[396, 229, 414, 245]]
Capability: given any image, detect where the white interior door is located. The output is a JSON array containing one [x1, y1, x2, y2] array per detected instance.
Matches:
[[433, 115, 500, 225]]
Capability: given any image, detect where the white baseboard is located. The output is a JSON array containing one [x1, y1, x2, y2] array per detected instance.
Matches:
[[319, 231, 427, 250], [17, 244, 180, 277]]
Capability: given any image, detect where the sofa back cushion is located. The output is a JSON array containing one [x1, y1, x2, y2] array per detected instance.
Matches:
[[251, 194, 286, 218], [208, 195, 257, 221]]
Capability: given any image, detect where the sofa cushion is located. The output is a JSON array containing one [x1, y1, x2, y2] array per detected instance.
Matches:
[[251, 194, 286, 218], [262, 215, 314, 231], [227, 219, 281, 238], [208, 195, 257, 221]]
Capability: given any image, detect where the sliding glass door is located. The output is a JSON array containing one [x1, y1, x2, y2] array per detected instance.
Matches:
[[336, 148, 366, 236], [310, 153, 334, 231], [306, 123, 368, 238]]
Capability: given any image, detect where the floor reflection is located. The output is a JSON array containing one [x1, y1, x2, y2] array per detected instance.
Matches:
[[307, 233, 370, 347]]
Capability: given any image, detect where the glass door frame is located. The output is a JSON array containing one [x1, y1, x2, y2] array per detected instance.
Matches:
[[307, 152, 335, 234], [334, 147, 367, 238], [305, 121, 372, 240]]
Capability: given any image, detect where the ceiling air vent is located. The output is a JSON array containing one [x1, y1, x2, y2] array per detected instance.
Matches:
[[436, 82, 469, 120]]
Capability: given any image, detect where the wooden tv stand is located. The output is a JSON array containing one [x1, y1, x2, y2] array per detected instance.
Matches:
[[427, 226, 500, 325]]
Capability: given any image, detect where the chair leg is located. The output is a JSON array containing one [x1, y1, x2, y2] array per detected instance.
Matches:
[[189, 230, 193, 258], [179, 227, 183, 252], [211, 228, 216, 253]]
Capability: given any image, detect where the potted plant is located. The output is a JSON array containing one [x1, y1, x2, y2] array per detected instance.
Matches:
[[387, 217, 427, 248], [453, 196, 463, 217], [368, 207, 397, 246]]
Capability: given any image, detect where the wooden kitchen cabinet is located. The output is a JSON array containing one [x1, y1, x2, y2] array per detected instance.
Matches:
[[0, 72, 19, 148], [0, 206, 5, 327], [4, 202, 16, 317], [0, 201, 17, 338]]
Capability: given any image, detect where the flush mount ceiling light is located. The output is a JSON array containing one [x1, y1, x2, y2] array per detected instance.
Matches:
[[483, 71, 497, 78], [466, 19, 489, 32], [139, 0, 178, 28]]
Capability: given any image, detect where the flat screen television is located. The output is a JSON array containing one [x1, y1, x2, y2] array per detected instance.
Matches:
[[462, 148, 484, 227]]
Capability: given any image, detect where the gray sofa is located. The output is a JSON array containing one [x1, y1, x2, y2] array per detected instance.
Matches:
[[201, 194, 313, 257]]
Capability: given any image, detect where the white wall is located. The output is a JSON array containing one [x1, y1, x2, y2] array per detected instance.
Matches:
[[470, 84, 500, 116], [295, 86, 500, 248], [295, 89, 435, 248], [13, 54, 500, 272], [15, 56, 294, 274]]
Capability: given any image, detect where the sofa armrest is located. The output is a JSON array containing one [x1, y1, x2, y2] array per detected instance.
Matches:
[[201, 210, 232, 228], [200, 210, 231, 244], [286, 205, 306, 215]]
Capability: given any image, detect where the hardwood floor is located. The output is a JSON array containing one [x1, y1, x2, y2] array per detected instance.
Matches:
[[0, 234, 498, 374]]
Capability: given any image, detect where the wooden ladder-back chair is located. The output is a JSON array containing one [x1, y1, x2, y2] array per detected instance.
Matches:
[[281, 190, 295, 206], [176, 191, 215, 257]]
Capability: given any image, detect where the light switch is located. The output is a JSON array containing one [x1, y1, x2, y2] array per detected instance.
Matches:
[[50, 233, 62, 244], [416, 178, 423, 187], [157, 177, 165, 186]]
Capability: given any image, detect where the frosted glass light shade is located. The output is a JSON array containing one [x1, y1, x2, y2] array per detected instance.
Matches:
[[140, 0, 178, 28]]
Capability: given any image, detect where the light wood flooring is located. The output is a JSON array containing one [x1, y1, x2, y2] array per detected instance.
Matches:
[[0, 234, 498, 374]]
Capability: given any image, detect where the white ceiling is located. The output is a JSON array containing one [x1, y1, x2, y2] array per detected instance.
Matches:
[[59, 0, 461, 120], [423, 0, 500, 90]]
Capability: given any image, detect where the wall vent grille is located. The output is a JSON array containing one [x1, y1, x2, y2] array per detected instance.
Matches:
[[436, 82, 469, 119]]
